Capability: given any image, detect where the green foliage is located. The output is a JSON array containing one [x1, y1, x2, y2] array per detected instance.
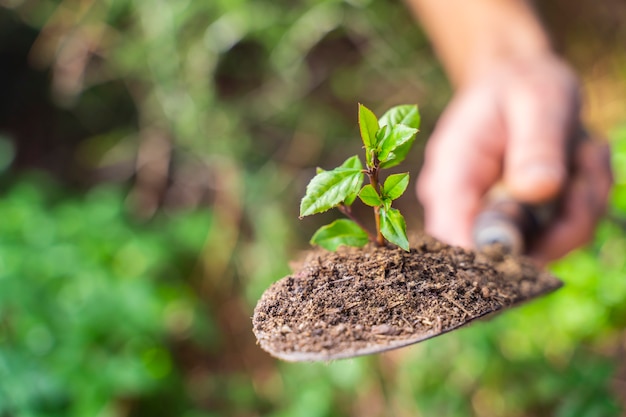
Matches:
[[0, 178, 214, 417], [301, 104, 420, 251], [609, 123, 626, 216]]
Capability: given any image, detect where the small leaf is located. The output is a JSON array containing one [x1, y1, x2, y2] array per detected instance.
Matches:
[[310, 219, 369, 251], [358, 104, 379, 151], [383, 173, 409, 200], [300, 156, 363, 217], [376, 124, 418, 164], [316, 167, 325, 174], [359, 184, 382, 207], [379, 104, 421, 130], [380, 139, 414, 169], [380, 207, 409, 251]]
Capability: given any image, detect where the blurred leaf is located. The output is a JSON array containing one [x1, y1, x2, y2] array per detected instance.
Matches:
[[0, 178, 212, 416], [0, 134, 15, 173]]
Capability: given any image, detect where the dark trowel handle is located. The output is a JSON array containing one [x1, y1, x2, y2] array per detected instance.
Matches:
[[472, 184, 557, 255], [472, 124, 589, 255]]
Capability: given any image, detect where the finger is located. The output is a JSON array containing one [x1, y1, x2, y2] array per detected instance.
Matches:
[[417, 88, 504, 248], [502, 68, 579, 203], [529, 141, 612, 264], [529, 177, 595, 265]]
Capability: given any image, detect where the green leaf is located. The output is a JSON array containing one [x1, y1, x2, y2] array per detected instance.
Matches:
[[359, 184, 382, 207], [316, 167, 325, 174], [358, 104, 379, 151], [300, 156, 363, 217], [380, 207, 409, 251], [383, 173, 409, 200], [379, 104, 421, 130], [376, 124, 418, 165], [310, 219, 369, 251], [380, 138, 414, 169]]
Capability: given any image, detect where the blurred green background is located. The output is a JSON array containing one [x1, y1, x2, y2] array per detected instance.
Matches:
[[0, 0, 626, 416]]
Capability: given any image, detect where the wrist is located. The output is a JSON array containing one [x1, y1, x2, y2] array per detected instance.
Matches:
[[461, 16, 552, 87], [407, 0, 553, 87]]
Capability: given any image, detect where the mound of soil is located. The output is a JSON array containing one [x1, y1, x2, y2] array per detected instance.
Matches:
[[252, 235, 562, 362]]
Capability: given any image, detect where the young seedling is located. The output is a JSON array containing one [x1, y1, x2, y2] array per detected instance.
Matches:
[[299, 104, 420, 251]]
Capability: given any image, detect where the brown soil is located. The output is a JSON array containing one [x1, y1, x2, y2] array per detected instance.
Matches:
[[252, 235, 562, 362]]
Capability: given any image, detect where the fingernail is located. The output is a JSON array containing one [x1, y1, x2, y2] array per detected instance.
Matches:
[[512, 163, 565, 201], [521, 163, 564, 184]]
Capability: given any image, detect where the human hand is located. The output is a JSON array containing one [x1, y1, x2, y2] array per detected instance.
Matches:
[[416, 54, 612, 264]]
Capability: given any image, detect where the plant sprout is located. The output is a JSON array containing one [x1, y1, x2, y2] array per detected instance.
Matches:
[[299, 104, 420, 251]]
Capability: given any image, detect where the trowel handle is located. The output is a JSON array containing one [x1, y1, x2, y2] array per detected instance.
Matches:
[[472, 126, 588, 254], [472, 186, 557, 255]]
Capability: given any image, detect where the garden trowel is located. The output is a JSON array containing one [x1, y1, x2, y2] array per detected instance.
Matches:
[[252, 198, 562, 362]]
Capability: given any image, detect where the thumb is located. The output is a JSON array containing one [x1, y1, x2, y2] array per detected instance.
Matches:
[[502, 76, 578, 203]]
